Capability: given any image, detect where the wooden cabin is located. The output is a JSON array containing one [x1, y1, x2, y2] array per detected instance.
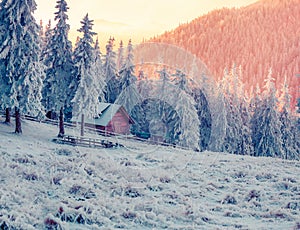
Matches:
[[72, 103, 134, 135]]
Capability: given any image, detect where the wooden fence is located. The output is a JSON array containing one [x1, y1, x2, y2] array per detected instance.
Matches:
[[53, 135, 123, 149], [0, 112, 196, 152]]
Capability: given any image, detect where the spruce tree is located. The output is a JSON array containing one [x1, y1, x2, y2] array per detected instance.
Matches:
[[173, 88, 200, 150], [0, 0, 10, 123], [93, 37, 106, 103], [132, 68, 153, 137], [72, 14, 99, 120], [209, 83, 227, 152], [104, 37, 120, 103], [250, 84, 262, 156], [154, 67, 200, 149], [173, 69, 203, 150], [0, 0, 13, 123], [239, 91, 254, 155], [116, 40, 141, 113], [192, 87, 212, 151], [0, 0, 45, 133], [155, 67, 174, 128], [251, 69, 284, 158], [137, 68, 153, 99], [173, 69, 189, 92], [40, 20, 52, 63], [41, 0, 74, 121], [119, 40, 137, 90], [117, 40, 125, 72], [221, 66, 245, 154], [278, 76, 298, 160], [296, 75, 300, 159]]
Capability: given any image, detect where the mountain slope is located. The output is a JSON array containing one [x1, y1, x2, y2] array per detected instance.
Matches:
[[150, 0, 300, 106], [0, 119, 300, 229]]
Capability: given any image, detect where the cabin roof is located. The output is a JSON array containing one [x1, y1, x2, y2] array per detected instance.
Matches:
[[71, 103, 134, 126]]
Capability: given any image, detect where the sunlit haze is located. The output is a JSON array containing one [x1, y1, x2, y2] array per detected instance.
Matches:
[[34, 0, 258, 47]]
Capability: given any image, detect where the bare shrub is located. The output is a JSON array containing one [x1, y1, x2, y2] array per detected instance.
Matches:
[[23, 172, 38, 181], [54, 148, 72, 156], [75, 214, 86, 224], [83, 189, 96, 199], [286, 202, 300, 211], [160, 176, 171, 183], [147, 184, 163, 192], [221, 195, 237, 205], [283, 177, 297, 183], [232, 171, 247, 179], [124, 187, 142, 198], [246, 190, 260, 202], [255, 173, 273, 181], [52, 176, 62, 185], [201, 216, 210, 223], [261, 211, 291, 220], [122, 211, 137, 220], [14, 157, 36, 165], [69, 185, 83, 195]]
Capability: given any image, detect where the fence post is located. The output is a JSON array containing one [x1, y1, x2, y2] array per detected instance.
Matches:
[[81, 114, 84, 137]]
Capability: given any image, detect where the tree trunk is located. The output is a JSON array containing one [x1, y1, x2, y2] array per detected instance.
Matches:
[[15, 107, 22, 134], [58, 107, 65, 137], [5, 108, 10, 123], [81, 114, 84, 137]]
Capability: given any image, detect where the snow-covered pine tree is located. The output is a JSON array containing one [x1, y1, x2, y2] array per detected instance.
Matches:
[[221, 65, 253, 155], [0, 0, 45, 133], [154, 67, 200, 149], [72, 14, 99, 120], [190, 62, 214, 151], [93, 37, 106, 103], [119, 40, 137, 90], [116, 39, 141, 113], [40, 19, 52, 63], [296, 75, 300, 158], [117, 40, 125, 72], [298, 97, 300, 126], [251, 68, 284, 158], [104, 37, 120, 103], [278, 76, 298, 160], [0, 0, 12, 123], [297, 95, 300, 141], [137, 66, 153, 99], [192, 87, 212, 151], [131, 67, 153, 137], [239, 87, 254, 155], [173, 87, 200, 150], [172, 69, 202, 150], [221, 66, 245, 154], [41, 0, 74, 122], [39, 19, 44, 41], [250, 84, 262, 156], [155, 67, 174, 124], [295, 97, 300, 158], [173, 69, 189, 92], [235, 65, 253, 155], [208, 83, 227, 152], [157, 67, 171, 97]]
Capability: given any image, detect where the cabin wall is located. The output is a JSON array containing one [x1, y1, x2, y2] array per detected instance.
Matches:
[[108, 111, 131, 135]]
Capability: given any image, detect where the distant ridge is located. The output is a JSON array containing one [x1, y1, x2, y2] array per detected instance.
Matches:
[[150, 0, 300, 107]]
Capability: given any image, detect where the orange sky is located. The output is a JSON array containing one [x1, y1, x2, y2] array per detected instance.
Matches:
[[34, 0, 258, 47]]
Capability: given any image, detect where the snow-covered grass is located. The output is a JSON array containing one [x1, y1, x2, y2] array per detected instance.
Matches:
[[0, 119, 299, 229]]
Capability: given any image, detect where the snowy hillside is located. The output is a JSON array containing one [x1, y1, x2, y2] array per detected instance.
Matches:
[[0, 120, 299, 229]]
